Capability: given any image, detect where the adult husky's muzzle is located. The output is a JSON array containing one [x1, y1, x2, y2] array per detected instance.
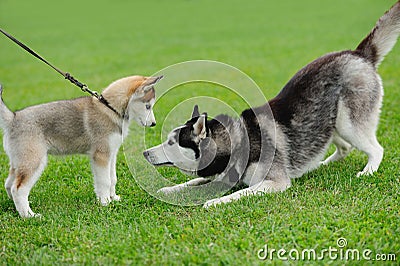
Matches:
[[143, 147, 173, 166]]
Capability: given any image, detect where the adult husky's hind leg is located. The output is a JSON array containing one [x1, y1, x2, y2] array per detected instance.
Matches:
[[322, 132, 353, 165], [352, 134, 383, 177], [336, 103, 383, 177], [347, 0, 400, 172]]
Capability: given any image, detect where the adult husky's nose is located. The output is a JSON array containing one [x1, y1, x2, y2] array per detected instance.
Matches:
[[143, 150, 151, 161], [150, 122, 156, 127], [143, 150, 155, 164]]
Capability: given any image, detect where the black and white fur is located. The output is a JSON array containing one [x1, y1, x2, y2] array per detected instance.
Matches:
[[143, 2, 400, 207]]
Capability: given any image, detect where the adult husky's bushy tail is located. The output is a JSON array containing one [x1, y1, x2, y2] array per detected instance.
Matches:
[[356, 0, 400, 68]]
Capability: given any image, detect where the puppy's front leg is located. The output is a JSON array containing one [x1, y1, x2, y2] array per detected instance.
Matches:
[[109, 151, 120, 202], [91, 147, 112, 206]]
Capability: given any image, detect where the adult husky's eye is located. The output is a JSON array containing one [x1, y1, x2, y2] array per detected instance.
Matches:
[[168, 140, 174, 145], [145, 104, 151, 110]]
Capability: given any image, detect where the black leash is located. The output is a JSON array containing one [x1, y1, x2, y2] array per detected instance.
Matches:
[[0, 28, 121, 117]]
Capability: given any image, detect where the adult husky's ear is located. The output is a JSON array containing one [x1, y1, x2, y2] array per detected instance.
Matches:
[[133, 76, 163, 98], [191, 105, 200, 119], [193, 113, 208, 140]]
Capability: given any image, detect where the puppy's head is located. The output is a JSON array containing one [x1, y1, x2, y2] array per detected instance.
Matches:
[[102, 75, 163, 127]]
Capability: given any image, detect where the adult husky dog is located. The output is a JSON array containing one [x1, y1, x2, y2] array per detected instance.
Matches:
[[144, 2, 400, 207], [0, 75, 162, 217]]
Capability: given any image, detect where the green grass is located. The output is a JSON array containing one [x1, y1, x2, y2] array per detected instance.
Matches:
[[0, 0, 399, 264]]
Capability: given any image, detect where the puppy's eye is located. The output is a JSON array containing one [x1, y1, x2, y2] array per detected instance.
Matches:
[[168, 140, 174, 145], [145, 104, 151, 110]]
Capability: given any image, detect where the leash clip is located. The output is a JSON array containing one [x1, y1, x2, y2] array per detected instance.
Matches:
[[81, 84, 99, 97]]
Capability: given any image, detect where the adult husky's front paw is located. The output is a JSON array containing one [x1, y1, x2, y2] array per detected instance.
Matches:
[[157, 186, 176, 194], [157, 184, 184, 194], [203, 198, 226, 208]]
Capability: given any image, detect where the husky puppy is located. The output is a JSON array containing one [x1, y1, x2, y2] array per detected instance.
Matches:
[[0, 75, 162, 217], [144, 2, 400, 208]]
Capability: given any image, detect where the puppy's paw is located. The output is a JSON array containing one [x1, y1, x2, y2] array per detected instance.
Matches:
[[98, 196, 112, 206], [111, 194, 121, 201], [21, 211, 42, 219]]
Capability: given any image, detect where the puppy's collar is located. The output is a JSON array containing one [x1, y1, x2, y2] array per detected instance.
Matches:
[[97, 94, 122, 118]]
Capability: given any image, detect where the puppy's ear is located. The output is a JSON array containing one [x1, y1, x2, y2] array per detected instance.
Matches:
[[191, 105, 200, 119], [133, 76, 163, 99], [142, 75, 163, 93], [193, 113, 207, 140]]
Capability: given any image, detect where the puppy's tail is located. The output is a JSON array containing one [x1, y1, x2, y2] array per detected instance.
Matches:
[[0, 84, 14, 129], [356, 1, 400, 68]]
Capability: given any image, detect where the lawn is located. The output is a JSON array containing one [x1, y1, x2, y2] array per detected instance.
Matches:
[[0, 0, 399, 264]]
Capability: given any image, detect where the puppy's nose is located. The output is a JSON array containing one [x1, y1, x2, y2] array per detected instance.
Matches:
[[150, 122, 156, 127]]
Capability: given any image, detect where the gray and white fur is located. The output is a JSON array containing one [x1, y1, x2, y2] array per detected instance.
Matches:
[[143, 2, 400, 207], [0, 75, 162, 217]]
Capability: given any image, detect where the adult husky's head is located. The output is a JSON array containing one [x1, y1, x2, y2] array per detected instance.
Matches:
[[143, 105, 220, 175]]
